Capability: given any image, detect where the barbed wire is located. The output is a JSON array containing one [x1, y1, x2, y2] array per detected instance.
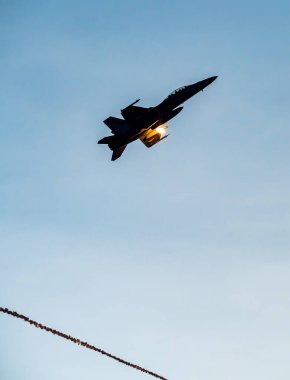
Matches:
[[0, 307, 168, 380]]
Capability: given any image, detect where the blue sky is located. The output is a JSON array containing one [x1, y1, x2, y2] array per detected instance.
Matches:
[[1, 1, 290, 379]]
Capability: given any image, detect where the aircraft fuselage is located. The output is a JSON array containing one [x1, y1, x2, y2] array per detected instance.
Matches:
[[98, 76, 218, 160]]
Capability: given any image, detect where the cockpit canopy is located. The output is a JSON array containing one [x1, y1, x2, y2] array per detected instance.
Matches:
[[166, 85, 187, 99]]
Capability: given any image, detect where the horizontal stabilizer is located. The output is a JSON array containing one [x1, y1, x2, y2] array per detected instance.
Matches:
[[98, 135, 116, 144], [112, 145, 127, 161]]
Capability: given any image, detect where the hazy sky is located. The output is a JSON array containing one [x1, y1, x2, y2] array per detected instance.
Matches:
[[1, 1, 290, 380]]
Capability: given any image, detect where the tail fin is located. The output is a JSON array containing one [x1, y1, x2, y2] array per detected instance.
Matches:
[[112, 145, 127, 161]]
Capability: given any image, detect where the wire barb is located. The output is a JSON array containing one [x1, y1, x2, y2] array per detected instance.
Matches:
[[0, 307, 168, 380]]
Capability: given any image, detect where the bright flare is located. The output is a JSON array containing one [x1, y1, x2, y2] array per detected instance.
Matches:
[[155, 125, 167, 138]]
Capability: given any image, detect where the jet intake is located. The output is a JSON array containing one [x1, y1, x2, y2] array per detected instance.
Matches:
[[162, 106, 183, 122], [169, 106, 183, 119], [153, 107, 183, 129]]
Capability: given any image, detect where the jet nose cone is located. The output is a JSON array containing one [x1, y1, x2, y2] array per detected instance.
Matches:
[[197, 76, 218, 90], [205, 76, 218, 84]]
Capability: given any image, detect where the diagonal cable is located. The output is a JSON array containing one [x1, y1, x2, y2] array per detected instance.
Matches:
[[0, 307, 167, 380]]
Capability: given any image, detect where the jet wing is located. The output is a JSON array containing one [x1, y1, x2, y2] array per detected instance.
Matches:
[[121, 105, 149, 122], [103, 116, 132, 135]]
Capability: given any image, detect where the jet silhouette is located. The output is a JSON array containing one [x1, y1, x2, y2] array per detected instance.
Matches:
[[98, 76, 218, 160]]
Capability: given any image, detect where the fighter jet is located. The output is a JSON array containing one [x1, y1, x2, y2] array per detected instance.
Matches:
[[98, 76, 218, 161]]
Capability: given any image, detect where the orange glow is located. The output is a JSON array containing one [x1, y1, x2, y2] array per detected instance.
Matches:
[[155, 125, 167, 137]]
